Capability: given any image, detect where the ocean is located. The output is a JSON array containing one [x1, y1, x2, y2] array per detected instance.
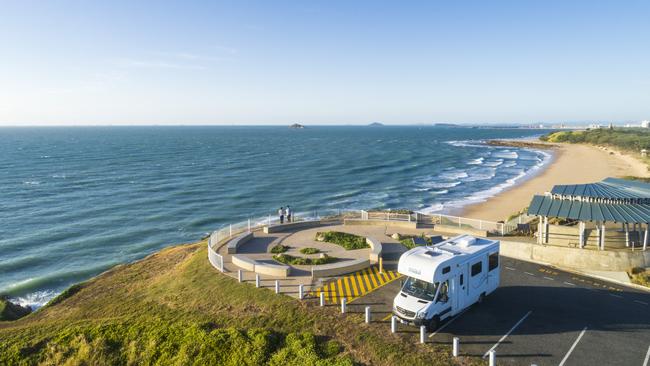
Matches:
[[0, 126, 552, 307]]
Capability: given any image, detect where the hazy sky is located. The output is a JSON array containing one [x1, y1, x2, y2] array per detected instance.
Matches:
[[1, 1, 649, 126]]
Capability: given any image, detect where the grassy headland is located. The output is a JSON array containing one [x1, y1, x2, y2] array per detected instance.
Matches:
[[0, 240, 462, 365]]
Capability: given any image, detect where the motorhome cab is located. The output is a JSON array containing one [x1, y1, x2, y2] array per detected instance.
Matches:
[[393, 235, 500, 331]]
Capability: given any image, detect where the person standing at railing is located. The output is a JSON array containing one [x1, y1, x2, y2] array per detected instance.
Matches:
[[285, 206, 292, 223], [278, 207, 285, 224]]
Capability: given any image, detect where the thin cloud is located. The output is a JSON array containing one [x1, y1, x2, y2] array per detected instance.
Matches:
[[112, 58, 208, 70]]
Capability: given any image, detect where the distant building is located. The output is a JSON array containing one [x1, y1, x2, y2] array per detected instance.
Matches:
[[642, 120, 650, 128], [588, 124, 602, 129]]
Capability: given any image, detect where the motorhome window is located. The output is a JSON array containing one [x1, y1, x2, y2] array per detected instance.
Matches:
[[436, 281, 449, 303], [460, 274, 464, 286], [442, 266, 450, 274], [402, 277, 438, 302], [489, 253, 499, 271], [471, 262, 482, 276]]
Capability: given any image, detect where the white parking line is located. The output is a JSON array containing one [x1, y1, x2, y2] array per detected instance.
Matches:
[[558, 326, 587, 366], [563, 282, 576, 286], [643, 345, 650, 366], [609, 294, 623, 299], [524, 272, 535, 276], [634, 300, 649, 306], [482, 310, 532, 358], [505, 266, 516, 271], [543, 276, 554, 281], [428, 309, 468, 338]]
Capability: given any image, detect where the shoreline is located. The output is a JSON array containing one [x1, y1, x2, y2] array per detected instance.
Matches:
[[459, 140, 650, 221]]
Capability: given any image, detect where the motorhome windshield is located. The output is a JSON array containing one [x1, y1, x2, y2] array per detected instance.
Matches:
[[401, 277, 438, 301]]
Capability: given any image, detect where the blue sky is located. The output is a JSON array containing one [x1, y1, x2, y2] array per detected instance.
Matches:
[[1, 0, 649, 125]]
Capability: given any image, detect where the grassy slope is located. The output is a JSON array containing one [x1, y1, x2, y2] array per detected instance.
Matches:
[[0, 240, 467, 365]]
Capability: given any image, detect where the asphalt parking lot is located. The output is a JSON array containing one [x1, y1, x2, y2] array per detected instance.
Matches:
[[345, 256, 650, 366]]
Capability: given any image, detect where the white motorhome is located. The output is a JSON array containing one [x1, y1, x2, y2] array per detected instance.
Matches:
[[392, 235, 500, 330]]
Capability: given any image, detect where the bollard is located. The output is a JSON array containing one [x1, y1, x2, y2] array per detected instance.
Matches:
[[319, 292, 325, 307], [391, 316, 397, 333], [275, 280, 280, 294], [420, 325, 426, 344], [452, 337, 459, 357], [488, 350, 496, 366], [341, 297, 347, 313], [298, 284, 304, 300], [238, 269, 243, 283], [364, 306, 371, 323], [255, 274, 260, 288]]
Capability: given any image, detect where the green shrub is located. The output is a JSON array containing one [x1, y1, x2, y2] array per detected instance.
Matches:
[[541, 128, 650, 152], [270, 244, 289, 254], [0, 318, 351, 365], [273, 254, 336, 266], [398, 234, 431, 250], [45, 283, 84, 307], [315, 232, 368, 250], [0, 298, 31, 321], [299, 247, 320, 255], [629, 267, 650, 288]]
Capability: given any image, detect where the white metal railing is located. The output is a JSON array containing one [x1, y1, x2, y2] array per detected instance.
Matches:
[[357, 210, 519, 236], [359, 210, 416, 222]]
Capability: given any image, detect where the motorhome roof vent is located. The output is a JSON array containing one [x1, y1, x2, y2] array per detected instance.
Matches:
[[456, 236, 476, 247], [424, 249, 440, 257]]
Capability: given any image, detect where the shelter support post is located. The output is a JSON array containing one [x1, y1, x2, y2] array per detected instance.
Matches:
[[596, 223, 601, 250], [543, 216, 549, 244], [625, 223, 630, 247], [601, 223, 606, 250], [644, 223, 648, 251], [537, 216, 543, 244], [578, 221, 585, 248]]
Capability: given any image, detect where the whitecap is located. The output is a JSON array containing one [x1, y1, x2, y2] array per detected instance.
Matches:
[[445, 140, 486, 148], [10, 290, 57, 309], [23, 181, 41, 185], [483, 159, 504, 167], [467, 157, 484, 165], [439, 171, 469, 180], [492, 150, 519, 159], [462, 168, 497, 182], [419, 203, 444, 213], [421, 181, 462, 189]]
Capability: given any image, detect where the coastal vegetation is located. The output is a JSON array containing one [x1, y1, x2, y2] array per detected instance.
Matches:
[[299, 247, 320, 255], [486, 140, 555, 150], [540, 128, 650, 152], [315, 232, 369, 250], [397, 234, 432, 250], [272, 253, 336, 266], [270, 244, 289, 254], [0, 241, 456, 365], [629, 267, 650, 288], [0, 297, 31, 321]]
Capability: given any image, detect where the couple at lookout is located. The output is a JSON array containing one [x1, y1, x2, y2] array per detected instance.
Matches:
[[278, 206, 292, 224]]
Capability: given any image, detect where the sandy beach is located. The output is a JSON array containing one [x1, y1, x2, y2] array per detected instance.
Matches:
[[461, 142, 650, 221]]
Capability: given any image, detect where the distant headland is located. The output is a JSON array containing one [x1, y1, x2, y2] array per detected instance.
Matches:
[[289, 123, 305, 129]]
